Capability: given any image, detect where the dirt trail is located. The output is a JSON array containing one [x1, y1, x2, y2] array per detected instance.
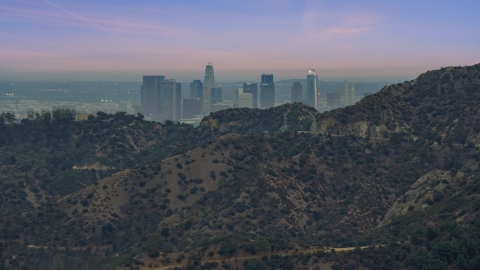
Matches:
[[27, 244, 112, 250], [140, 244, 386, 270]]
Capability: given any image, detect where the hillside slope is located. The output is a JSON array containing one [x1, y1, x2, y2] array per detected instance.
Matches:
[[316, 64, 480, 143], [0, 64, 479, 269]]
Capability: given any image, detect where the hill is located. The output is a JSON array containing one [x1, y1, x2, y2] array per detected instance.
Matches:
[[0, 64, 479, 269], [201, 102, 318, 134], [0, 112, 229, 219], [316, 65, 480, 143]]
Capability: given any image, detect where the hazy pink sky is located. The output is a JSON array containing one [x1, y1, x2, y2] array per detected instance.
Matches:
[[1, 0, 479, 81]]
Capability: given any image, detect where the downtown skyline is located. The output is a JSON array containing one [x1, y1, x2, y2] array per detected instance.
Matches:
[[1, 0, 480, 82]]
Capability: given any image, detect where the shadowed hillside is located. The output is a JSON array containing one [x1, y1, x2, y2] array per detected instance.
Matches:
[[0, 65, 479, 269]]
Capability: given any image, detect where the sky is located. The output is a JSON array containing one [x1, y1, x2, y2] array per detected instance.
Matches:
[[1, 0, 480, 82]]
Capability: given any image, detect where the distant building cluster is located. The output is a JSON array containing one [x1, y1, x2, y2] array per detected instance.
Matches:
[[0, 77, 378, 122], [136, 64, 338, 122]]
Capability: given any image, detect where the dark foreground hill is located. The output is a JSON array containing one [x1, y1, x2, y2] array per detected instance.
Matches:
[[0, 104, 315, 217], [0, 65, 480, 269]]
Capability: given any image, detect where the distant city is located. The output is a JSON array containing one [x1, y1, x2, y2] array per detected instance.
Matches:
[[0, 63, 388, 125]]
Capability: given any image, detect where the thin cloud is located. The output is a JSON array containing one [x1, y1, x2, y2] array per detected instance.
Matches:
[[322, 27, 373, 36], [0, 2, 190, 38], [300, 1, 382, 41]]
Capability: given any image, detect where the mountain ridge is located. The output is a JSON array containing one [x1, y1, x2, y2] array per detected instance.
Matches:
[[0, 64, 479, 269]]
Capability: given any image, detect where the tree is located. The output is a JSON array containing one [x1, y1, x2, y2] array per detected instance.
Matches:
[[146, 234, 163, 257], [40, 110, 52, 124], [52, 109, 76, 123], [96, 111, 109, 120], [0, 112, 16, 124], [244, 259, 265, 270], [114, 111, 127, 121], [253, 238, 269, 255], [218, 239, 236, 257], [455, 255, 468, 270]]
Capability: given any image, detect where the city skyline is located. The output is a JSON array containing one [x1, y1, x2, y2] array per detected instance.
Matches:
[[1, 1, 479, 81]]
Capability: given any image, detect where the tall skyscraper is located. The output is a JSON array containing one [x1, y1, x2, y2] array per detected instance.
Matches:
[[344, 82, 356, 107], [242, 83, 258, 108], [233, 88, 242, 108], [190, 80, 203, 105], [163, 79, 182, 121], [291, 81, 302, 103], [203, 63, 215, 115], [211, 87, 222, 105], [327, 92, 340, 109], [141, 75, 165, 120], [182, 97, 202, 119], [260, 74, 275, 109], [175, 82, 182, 120], [306, 69, 318, 110], [238, 93, 253, 108]]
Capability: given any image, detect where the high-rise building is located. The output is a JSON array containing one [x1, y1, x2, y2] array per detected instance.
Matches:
[[291, 82, 302, 103], [182, 97, 202, 119], [306, 69, 318, 110], [131, 104, 142, 115], [175, 83, 182, 120], [344, 82, 356, 107], [327, 92, 340, 109], [118, 101, 128, 112], [211, 88, 222, 105], [203, 63, 215, 115], [163, 79, 182, 121], [238, 93, 253, 108], [212, 103, 232, 112], [243, 83, 258, 108], [233, 88, 242, 108], [141, 75, 165, 121], [190, 80, 203, 105], [260, 74, 275, 109]]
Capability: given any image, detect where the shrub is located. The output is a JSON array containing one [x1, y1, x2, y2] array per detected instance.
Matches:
[[433, 191, 444, 202]]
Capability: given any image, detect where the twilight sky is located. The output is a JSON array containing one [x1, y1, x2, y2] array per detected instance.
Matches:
[[1, 0, 479, 82]]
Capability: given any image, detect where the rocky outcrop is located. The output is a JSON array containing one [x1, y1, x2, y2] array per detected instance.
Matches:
[[379, 170, 453, 226]]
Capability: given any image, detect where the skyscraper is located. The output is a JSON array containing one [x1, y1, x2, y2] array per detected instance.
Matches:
[[306, 69, 318, 110], [211, 87, 222, 105], [242, 83, 258, 108], [238, 93, 253, 108], [175, 82, 182, 120], [203, 63, 215, 115], [344, 82, 356, 107], [327, 92, 340, 109], [233, 88, 242, 108], [260, 74, 275, 109], [291, 81, 302, 103], [141, 75, 165, 120], [163, 79, 182, 121], [190, 80, 203, 104], [182, 97, 202, 119]]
